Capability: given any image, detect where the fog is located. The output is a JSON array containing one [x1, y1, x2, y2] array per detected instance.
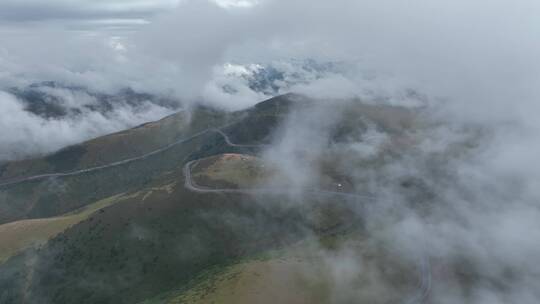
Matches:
[[253, 94, 539, 302], [1, 1, 539, 302], [2, 0, 537, 125], [0, 90, 174, 161]]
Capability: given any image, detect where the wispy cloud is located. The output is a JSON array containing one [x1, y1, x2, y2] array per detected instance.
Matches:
[[0, 89, 175, 161]]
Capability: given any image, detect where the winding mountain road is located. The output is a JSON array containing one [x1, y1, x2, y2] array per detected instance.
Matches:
[[0, 125, 432, 303], [183, 139, 431, 304], [184, 159, 376, 200], [184, 158, 432, 304], [0, 127, 249, 189]]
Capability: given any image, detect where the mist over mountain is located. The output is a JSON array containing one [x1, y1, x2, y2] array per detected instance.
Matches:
[[0, 0, 539, 303], [0, 83, 178, 161], [9, 82, 178, 119], [0, 59, 377, 161]]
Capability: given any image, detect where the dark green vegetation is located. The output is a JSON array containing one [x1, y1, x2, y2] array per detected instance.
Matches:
[[0, 182, 326, 303], [0, 95, 293, 224], [0, 94, 421, 303]]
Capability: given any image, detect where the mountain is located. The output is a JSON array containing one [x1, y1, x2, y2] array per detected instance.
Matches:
[[219, 59, 347, 96], [0, 94, 430, 304], [8, 82, 178, 119]]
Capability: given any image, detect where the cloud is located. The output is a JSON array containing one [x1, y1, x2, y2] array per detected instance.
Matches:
[[0, 90, 174, 161], [120, 0, 538, 114], [249, 91, 540, 302], [213, 0, 259, 9], [0, 0, 178, 32], [0, 0, 537, 162], [0, 1, 539, 302], [2, 0, 538, 112], [380, 121, 540, 303]]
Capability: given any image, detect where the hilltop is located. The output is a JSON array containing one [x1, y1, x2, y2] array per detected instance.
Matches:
[[0, 94, 427, 304]]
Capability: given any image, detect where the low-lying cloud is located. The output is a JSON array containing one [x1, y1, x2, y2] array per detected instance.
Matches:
[[1, 2, 539, 301], [253, 94, 540, 302], [2, 0, 537, 112], [0, 90, 174, 161]]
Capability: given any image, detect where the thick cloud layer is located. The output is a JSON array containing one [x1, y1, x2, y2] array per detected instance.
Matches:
[[130, 0, 539, 112], [2, 0, 538, 111], [254, 96, 540, 303], [0, 1, 539, 302], [0, 90, 174, 161]]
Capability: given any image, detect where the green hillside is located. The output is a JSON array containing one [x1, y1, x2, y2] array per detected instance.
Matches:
[[0, 94, 425, 304]]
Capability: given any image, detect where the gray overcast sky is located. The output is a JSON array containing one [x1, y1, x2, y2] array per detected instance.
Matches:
[[0, 0, 538, 114], [0, 0, 180, 32], [2, 3, 540, 304], [0, 0, 260, 33]]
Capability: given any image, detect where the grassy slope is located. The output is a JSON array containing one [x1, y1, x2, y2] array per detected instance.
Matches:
[[0, 157, 358, 304], [0, 94, 296, 225], [0, 176, 311, 304], [0, 112, 188, 181], [0, 94, 306, 303], [0, 95, 424, 304], [159, 243, 332, 304], [0, 107, 240, 225], [0, 193, 129, 264], [0, 92, 295, 182], [143, 233, 421, 304], [192, 154, 271, 189]]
